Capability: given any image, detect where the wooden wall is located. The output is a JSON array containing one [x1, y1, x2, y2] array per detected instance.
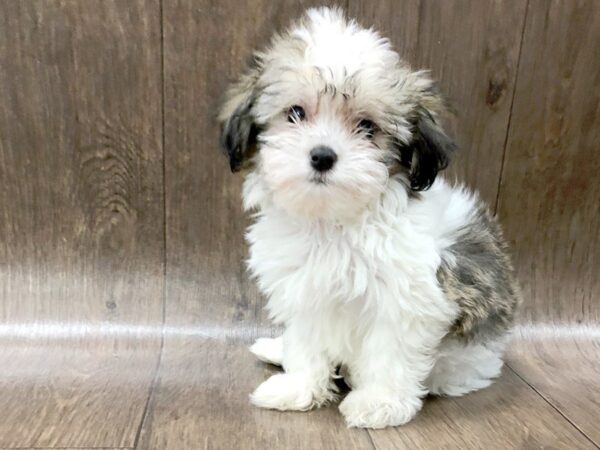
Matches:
[[0, 0, 597, 332], [0, 0, 597, 343], [0, 1, 599, 446], [0, 1, 164, 445], [497, 0, 600, 324]]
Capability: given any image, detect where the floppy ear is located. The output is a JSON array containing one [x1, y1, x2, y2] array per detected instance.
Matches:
[[219, 63, 263, 172], [407, 111, 457, 191], [220, 96, 260, 172]]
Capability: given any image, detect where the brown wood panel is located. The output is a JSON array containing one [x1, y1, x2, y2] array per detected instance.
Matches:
[[349, 0, 528, 206], [0, 342, 158, 448], [508, 332, 600, 446], [0, 1, 164, 325], [0, 0, 163, 447], [496, 0, 600, 323], [0, 1, 165, 332]]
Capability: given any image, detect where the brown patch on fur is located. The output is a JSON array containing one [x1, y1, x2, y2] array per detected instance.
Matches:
[[437, 206, 521, 343]]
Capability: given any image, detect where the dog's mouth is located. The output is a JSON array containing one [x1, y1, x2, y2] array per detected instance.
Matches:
[[309, 173, 328, 185]]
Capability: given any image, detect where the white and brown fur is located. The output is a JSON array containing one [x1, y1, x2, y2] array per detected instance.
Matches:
[[218, 7, 520, 428]]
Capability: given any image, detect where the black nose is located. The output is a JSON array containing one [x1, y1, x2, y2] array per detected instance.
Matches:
[[310, 146, 337, 172]]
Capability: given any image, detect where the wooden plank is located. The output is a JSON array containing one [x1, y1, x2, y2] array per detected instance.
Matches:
[[139, 1, 373, 448], [0, 341, 159, 448], [496, 0, 600, 323], [508, 331, 600, 446], [0, 0, 164, 339], [0, 0, 163, 447], [349, 0, 528, 205]]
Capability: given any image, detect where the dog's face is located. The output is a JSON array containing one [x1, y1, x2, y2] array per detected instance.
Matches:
[[220, 8, 456, 220]]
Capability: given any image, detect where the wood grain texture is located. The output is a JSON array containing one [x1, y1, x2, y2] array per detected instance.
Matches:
[[349, 0, 528, 206], [496, 0, 600, 323], [0, 342, 159, 448], [0, 0, 164, 333], [508, 331, 600, 447], [0, 0, 163, 447]]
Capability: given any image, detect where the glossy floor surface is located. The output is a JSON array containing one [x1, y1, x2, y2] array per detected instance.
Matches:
[[1, 1, 599, 449], [1, 328, 599, 449]]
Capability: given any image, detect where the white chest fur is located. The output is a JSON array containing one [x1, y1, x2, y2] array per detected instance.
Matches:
[[244, 177, 507, 428], [245, 178, 462, 331]]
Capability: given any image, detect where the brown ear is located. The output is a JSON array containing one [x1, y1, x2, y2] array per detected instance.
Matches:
[[408, 112, 457, 191], [219, 60, 263, 172], [220, 96, 260, 172]]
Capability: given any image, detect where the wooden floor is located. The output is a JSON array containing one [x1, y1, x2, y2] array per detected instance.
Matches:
[[0, 330, 598, 449], [1, 0, 599, 449]]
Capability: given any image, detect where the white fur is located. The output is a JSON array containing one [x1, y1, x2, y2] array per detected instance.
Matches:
[[426, 337, 506, 397], [250, 372, 319, 411], [240, 9, 433, 221], [246, 175, 500, 427], [249, 336, 283, 365], [234, 8, 508, 428], [249, 334, 506, 399]]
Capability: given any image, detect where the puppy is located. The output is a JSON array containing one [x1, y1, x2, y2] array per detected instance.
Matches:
[[219, 7, 520, 429]]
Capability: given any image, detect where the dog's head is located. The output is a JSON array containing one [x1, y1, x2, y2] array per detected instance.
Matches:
[[219, 7, 456, 220]]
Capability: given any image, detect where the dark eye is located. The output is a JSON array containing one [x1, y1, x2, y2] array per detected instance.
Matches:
[[358, 119, 376, 138], [287, 105, 306, 123]]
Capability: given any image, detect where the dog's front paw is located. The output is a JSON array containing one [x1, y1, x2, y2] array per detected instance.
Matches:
[[250, 373, 315, 411], [250, 372, 337, 411], [339, 388, 422, 428]]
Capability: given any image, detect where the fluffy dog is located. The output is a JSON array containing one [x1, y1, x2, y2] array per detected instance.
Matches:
[[218, 7, 520, 428]]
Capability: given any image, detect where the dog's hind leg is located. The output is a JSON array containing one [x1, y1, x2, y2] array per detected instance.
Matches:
[[250, 336, 283, 366], [426, 337, 506, 397]]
